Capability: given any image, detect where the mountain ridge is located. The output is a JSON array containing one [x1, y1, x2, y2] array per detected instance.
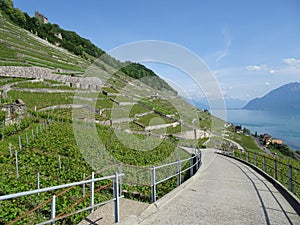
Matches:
[[244, 82, 300, 111]]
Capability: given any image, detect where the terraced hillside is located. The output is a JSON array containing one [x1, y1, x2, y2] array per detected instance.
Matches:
[[0, 2, 299, 224], [0, 12, 213, 222], [0, 14, 88, 72]]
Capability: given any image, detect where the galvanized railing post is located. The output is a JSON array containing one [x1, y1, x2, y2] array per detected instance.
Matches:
[[15, 150, 19, 179], [51, 195, 56, 225], [90, 172, 95, 213], [151, 166, 156, 203], [254, 153, 257, 166], [190, 157, 193, 177], [82, 173, 85, 197], [199, 150, 202, 162], [114, 172, 120, 223], [177, 160, 181, 186], [274, 159, 277, 180], [119, 163, 123, 196], [246, 151, 249, 162], [263, 156, 266, 172], [289, 165, 293, 192], [239, 149, 242, 159], [37, 172, 40, 196], [196, 154, 199, 171]]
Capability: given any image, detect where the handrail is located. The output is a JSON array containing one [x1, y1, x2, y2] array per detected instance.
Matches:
[[150, 149, 202, 202], [220, 149, 299, 198], [5, 163, 121, 225], [1, 148, 203, 223], [0, 172, 124, 224]]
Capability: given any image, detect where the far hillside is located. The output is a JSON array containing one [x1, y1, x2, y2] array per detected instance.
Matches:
[[244, 82, 300, 111]]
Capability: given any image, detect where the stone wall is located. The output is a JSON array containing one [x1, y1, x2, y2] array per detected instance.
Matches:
[[0, 66, 103, 90], [145, 121, 180, 131]]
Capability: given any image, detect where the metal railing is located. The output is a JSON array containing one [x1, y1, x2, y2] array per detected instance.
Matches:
[[151, 149, 201, 202], [0, 172, 124, 224], [0, 149, 202, 224], [220, 149, 300, 197]]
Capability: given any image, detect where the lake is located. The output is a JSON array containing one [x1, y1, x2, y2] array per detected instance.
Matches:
[[212, 109, 300, 150], [216, 109, 300, 150]]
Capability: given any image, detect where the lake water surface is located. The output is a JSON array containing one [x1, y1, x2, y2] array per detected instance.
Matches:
[[215, 110, 300, 150]]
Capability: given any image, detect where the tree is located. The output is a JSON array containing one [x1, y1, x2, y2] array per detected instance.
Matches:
[[9, 8, 26, 26], [0, 0, 14, 12]]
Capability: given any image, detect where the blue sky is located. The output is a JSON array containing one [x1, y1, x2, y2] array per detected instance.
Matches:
[[13, 0, 300, 101]]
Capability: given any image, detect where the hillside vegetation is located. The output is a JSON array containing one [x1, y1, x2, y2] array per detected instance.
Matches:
[[0, 0, 174, 92], [0, 0, 299, 224]]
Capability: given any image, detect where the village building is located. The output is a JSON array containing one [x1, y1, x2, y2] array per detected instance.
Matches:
[[272, 139, 283, 145], [35, 11, 48, 24]]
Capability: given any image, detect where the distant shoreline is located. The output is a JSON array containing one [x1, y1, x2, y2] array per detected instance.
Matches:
[[212, 109, 300, 151]]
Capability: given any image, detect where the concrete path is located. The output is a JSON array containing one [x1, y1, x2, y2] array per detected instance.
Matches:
[[119, 149, 299, 225], [78, 198, 149, 225]]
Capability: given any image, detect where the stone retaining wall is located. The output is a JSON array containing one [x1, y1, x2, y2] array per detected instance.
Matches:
[[145, 121, 179, 131], [0, 66, 103, 90]]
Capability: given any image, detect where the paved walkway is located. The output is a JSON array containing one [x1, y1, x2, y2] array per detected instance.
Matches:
[[78, 198, 149, 225], [119, 149, 299, 225]]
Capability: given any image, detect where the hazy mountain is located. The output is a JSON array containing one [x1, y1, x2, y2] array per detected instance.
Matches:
[[224, 96, 248, 109], [189, 95, 247, 110], [244, 82, 300, 111]]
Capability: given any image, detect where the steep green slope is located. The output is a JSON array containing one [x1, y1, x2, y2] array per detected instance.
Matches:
[[0, 12, 89, 71], [0, 0, 175, 92]]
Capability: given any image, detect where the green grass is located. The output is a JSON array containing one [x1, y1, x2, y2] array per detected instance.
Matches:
[[136, 113, 174, 126], [140, 98, 178, 115], [228, 132, 261, 152], [129, 104, 151, 117], [0, 77, 32, 86], [102, 86, 118, 94], [8, 90, 74, 110]]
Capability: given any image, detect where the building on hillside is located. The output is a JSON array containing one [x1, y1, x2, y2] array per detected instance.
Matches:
[[54, 33, 63, 40], [263, 134, 272, 146], [234, 125, 243, 134], [272, 139, 283, 145], [35, 11, 48, 24]]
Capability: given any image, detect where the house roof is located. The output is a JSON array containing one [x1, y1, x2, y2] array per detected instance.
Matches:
[[272, 139, 283, 145]]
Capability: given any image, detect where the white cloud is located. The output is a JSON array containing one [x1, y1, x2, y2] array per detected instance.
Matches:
[[283, 58, 300, 68], [245, 57, 300, 76], [246, 64, 276, 74], [216, 25, 231, 63], [269, 69, 276, 74], [246, 65, 263, 71]]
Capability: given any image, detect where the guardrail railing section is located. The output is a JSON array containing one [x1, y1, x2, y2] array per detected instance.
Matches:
[[0, 149, 203, 224], [221, 149, 300, 198], [0, 172, 124, 224], [151, 149, 201, 202]]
